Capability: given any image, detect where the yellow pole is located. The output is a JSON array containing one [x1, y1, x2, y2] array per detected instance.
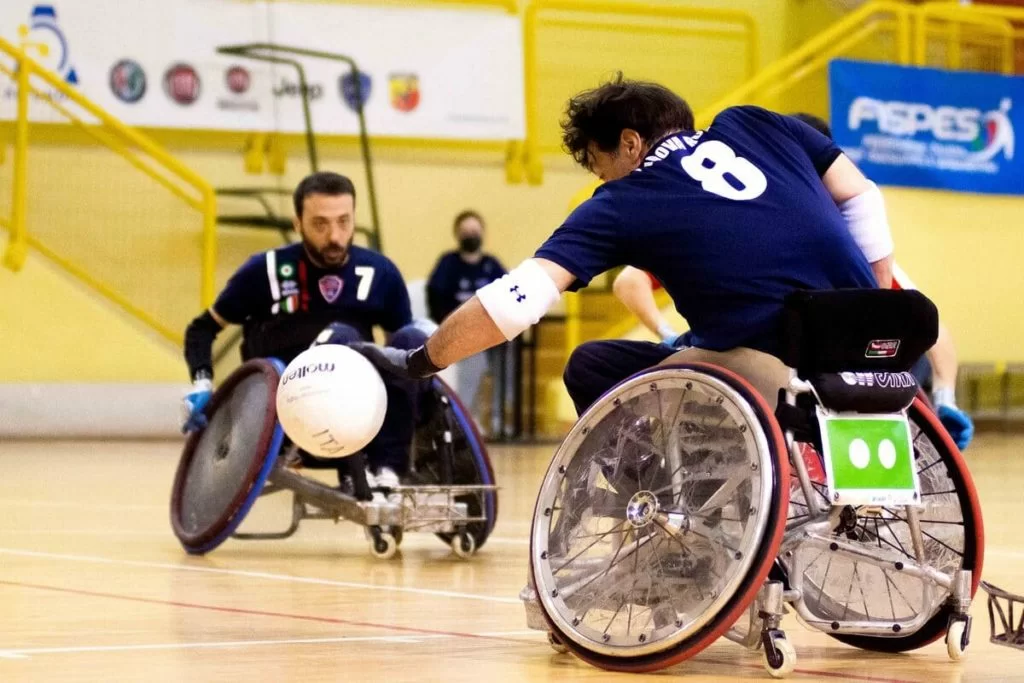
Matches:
[[565, 292, 580, 358], [3, 55, 30, 272], [523, 1, 543, 185], [200, 188, 218, 308], [949, 20, 962, 69], [897, 6, 911, 65]]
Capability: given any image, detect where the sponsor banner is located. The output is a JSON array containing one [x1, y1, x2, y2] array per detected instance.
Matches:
[[830, 59, 1021, 195], [0, 1, 524, 139]]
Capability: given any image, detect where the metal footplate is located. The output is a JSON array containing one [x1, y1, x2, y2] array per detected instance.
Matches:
[[519, 579, 548, 632], [392, 484, 497, 534], [233, 463, 496, 540], [981, 578, 1024, 650]]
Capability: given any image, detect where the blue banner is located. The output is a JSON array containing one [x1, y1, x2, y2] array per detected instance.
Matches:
[[829, 60, 1021, 195]]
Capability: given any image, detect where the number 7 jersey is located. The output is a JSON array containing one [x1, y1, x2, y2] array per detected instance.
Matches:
[[212, 242, 413, 345], [535, 105, 878, 357]]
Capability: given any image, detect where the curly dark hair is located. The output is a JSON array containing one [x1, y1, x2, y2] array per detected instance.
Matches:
[[561, 74, 694, 169], [790, 112, 833, 141]]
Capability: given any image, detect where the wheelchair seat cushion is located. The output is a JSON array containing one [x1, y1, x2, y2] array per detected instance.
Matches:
[[782, 289, 938, 376], [811, 371, 919, 414]]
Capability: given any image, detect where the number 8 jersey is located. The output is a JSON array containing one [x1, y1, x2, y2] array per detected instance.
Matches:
[[535, 105, 878, 357]]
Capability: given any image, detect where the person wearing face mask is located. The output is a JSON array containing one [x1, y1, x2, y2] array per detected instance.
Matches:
[[180, 171, 423, 498], [426, 211, 512, 435]]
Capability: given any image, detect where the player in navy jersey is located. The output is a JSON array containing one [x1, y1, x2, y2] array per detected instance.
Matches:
[[180, 171, 424, 495], [348, 76, 894, 423]]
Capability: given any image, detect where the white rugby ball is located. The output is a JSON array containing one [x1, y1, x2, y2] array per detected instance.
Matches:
[[275, 344, 387, 458]]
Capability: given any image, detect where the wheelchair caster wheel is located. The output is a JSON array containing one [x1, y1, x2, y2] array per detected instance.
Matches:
[[450, 532, 475, 559], [369, 529, 398, 560], [547, 631, 568, 654], [762, 633, 795, 678], [946, 616, 971, 661]]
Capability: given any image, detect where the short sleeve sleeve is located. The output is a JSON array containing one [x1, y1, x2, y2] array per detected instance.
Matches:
[[212, 254, 269, 324], [534, 190, 623, 292], [780, 114, 843, 176]]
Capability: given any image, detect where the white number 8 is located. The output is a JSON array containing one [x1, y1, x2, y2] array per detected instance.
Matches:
[[680, 140, 767, 201]]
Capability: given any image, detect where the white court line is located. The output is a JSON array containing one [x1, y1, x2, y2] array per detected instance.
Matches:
[[0, 631, 541, 659], [0, 530, 165, 538], [0, 548, 520, 604], [0, 499, 163, 512], [0, 529, 531, 544]]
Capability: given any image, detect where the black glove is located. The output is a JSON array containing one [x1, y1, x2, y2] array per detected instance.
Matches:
[[348, 342, 442, 380]]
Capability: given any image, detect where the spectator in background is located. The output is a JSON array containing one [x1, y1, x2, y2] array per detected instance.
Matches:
[[427, 211, 515, 437]]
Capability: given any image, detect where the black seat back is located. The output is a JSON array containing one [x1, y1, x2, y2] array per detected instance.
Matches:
[[781, 289, 939, 377]]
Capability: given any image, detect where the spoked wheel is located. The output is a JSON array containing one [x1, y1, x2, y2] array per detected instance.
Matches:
[[781, 397, 984, 651], [530, 364, 789, 672], [170, 359, 285, 554], [409, 377, 497, 551]]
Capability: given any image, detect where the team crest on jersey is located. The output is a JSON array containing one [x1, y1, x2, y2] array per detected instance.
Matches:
[[318, 275, 343, 303]]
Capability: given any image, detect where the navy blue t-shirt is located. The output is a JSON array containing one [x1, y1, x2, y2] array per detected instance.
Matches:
[[426, 252, 506, 323], [214, 243, 412, 346], [535, 106, 877, 356]]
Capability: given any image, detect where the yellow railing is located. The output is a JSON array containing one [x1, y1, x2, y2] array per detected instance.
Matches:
[[512, 0, 759, 185], [697, 0, 1017, 126], [0, 36, 217, 344], [564, 0, 1024, 354]]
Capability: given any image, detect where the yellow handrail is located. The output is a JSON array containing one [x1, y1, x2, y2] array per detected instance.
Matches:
[[3, 46, 30, 273], [916, 4, 1015, 75], [519, 0, 759, 185], [0, 35, 219, 333], [760, 19, 890, 104], [353, 0, 518, 12], [695, 1, 912, 127]]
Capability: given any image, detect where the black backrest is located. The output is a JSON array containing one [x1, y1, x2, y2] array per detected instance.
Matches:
[[781, 289, 938, 377]]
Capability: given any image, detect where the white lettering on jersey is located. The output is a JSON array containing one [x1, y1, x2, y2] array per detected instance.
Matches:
[[639, 132, 767, 201]]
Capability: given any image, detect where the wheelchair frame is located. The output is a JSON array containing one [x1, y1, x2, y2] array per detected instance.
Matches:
[[171, 361, 498, 560], [521, 367, 981, 677]]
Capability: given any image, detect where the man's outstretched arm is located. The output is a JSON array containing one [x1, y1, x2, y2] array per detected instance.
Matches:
[[354, 258, 574, 378]]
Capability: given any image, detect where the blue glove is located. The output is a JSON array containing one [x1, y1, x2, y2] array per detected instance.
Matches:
[[937, 404, 974, 451], [180, 378, 213, 434]]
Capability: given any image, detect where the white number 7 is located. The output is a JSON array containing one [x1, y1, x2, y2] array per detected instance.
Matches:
[[355, 266, 375, 301]]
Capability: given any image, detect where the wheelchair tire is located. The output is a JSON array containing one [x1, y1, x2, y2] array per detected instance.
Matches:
[[531, 363, 789, 672], [409, 376, 497, 550], [170, 359, 285, 555], [820, 397, 983, 653]]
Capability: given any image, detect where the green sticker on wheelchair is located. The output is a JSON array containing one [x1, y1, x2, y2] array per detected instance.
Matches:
[[816, 410, 920, 506]]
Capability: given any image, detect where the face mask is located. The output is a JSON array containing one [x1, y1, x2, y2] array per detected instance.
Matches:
[[459, 235, 482, 253]]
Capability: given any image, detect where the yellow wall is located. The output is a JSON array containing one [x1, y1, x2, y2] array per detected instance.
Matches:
[[3, 0, 1019, 385], [0, 243, 183, 381], [884, 187, 1024, 363]]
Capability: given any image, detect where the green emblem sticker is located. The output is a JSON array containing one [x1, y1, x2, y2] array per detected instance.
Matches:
[[816, 409, 920, 506]]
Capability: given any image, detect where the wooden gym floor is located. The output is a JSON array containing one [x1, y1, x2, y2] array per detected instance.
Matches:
[[0, 435, 1022, 682]]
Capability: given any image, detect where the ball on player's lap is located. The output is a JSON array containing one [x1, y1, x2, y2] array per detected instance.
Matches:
[[275, 345, 387, 458]]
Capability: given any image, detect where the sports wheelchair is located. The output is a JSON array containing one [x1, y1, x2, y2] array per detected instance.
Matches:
[[170, 358, 498, 560], [520, 289, 983, 677]]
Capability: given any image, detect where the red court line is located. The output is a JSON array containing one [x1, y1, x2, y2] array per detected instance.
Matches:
[[0, 579, 921, 682], [0, 579, 526, 644]]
